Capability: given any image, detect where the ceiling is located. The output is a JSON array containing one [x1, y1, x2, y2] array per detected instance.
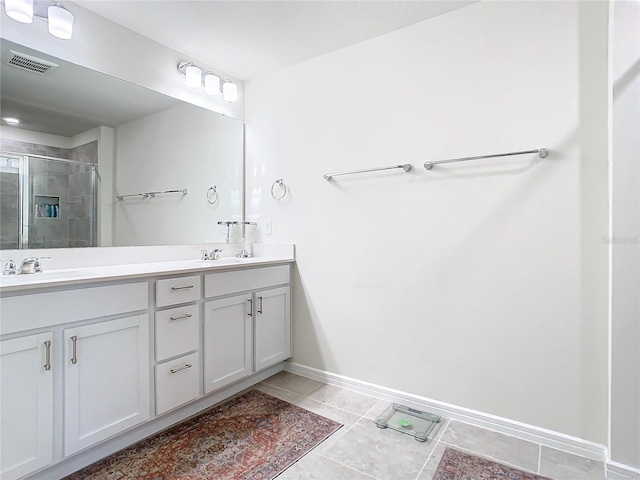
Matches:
[[1, 39, 180, 136], [74, 1, 476, 81]]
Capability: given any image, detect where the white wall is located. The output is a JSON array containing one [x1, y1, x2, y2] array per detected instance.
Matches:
[[610, 0, 640, 468], [246, 1, 609, 443], [0, 2, 244, 120], [114, 103, 243, 246]]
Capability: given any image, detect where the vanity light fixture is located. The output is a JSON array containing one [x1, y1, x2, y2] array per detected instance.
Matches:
[[177, 61, 236, 102], [222, 81, 238, 103], [4, 0, 33, 23], [204, 73, 220, 95], [2, 0, 75, 39], [47, 4, 74, 39], [185, 64, 202, 88]]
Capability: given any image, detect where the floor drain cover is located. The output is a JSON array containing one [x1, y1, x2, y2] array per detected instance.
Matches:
[[375, 403, 441, 442]]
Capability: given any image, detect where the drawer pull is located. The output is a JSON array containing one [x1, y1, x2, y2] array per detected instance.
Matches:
[[44, 340, 52, 371], [258, 296, 263, 314], [248, 298, 253, 317], [169, 313, 193, 321], [171, 285, 194, 291], [70, 335, 78, 365], [170, 363, 193, 374]]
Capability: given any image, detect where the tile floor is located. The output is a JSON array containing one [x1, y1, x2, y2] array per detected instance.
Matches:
[[256, 372, 609, 480]]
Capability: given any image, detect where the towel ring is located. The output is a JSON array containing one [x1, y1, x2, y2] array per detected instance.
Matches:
[[271, 179, 287, 200], [207, 186, 219, 205]]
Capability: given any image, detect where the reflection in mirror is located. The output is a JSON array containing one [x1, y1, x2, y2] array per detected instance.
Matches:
[[0, 39, 244, 249]]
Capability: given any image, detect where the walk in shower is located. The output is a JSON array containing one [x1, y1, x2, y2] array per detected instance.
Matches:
[[0, 153, 97, 249]]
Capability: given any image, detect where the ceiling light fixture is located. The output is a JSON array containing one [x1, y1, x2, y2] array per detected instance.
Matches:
[[177, 62, 236, 102], [3, 0, 75, 39]]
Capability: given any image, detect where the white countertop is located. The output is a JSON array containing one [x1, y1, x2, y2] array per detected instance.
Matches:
[[0, 256, 294, 294]]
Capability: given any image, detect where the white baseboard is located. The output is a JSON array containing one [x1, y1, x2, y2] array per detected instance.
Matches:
[[607, 461, 640, 480], [284, 362, 609, 463]]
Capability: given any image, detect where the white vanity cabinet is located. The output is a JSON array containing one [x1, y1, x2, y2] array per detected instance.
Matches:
[[63, 315, 150, 456], [203, 265, 291, 393], [0, 256, 294, 479], [0, 333, 54, 480]]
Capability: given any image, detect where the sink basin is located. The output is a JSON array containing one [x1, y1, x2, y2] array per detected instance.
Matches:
[[0, 270, 91, 285], [186, 258, 253, 267]]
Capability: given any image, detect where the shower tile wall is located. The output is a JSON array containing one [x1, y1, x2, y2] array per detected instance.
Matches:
[[68, 141, 98, 248], [0, 139, 98, 249], [0, 138, 69, 159]]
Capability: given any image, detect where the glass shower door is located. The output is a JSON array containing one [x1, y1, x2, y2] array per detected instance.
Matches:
[[0, 154, 97, 249]]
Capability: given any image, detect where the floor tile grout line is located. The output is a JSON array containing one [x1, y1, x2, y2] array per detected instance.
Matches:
[[537, 444, 542, 474], [260, 379, 322, 399], [298, 395, 380, 419], [412, 418, 451, 480]]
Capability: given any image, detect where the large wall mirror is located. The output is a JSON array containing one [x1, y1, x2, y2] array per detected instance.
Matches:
[[0, 39, 244, 250]]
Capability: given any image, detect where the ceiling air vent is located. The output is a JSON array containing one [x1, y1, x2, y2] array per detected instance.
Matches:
[[6, 50, 59, 74]]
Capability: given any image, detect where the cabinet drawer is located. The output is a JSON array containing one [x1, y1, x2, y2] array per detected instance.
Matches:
[[0, 282, 148, 335], [156, 275, 201, 307], [155, 304, 199, 361], [155, 353, 200, 415], [205, 265, 289, 298]]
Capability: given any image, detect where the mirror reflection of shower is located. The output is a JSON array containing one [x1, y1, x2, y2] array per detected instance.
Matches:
[[0, 153, 97, 249]]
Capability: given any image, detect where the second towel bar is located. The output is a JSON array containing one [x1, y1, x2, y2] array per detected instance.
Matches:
[[424, 148, 549, 170]]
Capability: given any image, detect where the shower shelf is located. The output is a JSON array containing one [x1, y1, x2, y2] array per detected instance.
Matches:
[[34, 195, 60, 218]]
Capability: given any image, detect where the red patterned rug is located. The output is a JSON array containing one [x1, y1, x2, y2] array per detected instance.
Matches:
[[433, 447, 552, 480], [64, 390, 342, 480]]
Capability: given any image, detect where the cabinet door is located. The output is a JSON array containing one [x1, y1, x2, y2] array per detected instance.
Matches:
[[64, 315, 150, 456], [254, 286, 291, 371], [1, 333, 53, 479], [203, 294, 252, 393]]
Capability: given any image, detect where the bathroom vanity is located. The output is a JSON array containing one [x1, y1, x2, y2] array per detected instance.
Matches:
[[0, 249, 293, 479]]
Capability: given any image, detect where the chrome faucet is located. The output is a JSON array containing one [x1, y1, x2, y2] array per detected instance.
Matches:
[[1, 258, 16, 275], [16, 256, 51, 274], [200, 249, 222, 261]]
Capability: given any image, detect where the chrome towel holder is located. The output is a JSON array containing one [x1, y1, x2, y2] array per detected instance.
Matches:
[[271, 179, 288, 200], [207, 186, 219, 204], [424, 148, 549, 170], [323, 164, 412, 181], [116, 188, 188, 200]]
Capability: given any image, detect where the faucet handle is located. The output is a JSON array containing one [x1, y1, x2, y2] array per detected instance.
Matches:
[[200, 250, 210, 261], [1, 258, 16, 275], [212, 248, 222, 260], [33, 256, 51, 273]]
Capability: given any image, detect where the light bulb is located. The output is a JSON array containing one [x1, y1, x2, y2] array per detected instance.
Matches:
[[3, 117, 20, 125], [5, 0, 33, 23], [222, 82, 238, 102], [185, 65, 202, 88], [204, 74, 220, 95], [48, 5, 74, 40]]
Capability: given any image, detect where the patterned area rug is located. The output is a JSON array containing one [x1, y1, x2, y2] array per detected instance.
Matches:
[[64, 390, 342, 480], [433, 447, 552, 480]]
